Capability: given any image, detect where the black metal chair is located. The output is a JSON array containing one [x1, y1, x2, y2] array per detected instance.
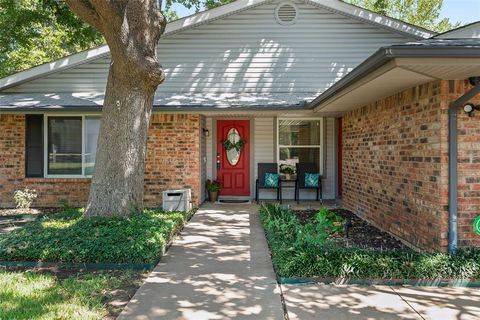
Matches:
[[255, 163, 282, 204], [295, 162, 322, 204]]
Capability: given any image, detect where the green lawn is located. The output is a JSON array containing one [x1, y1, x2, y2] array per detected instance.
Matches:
[[260, 203, 480, 279], [0, 208, 193, 264], [0, 208, 193, 319], [0, 270, 143, 319]]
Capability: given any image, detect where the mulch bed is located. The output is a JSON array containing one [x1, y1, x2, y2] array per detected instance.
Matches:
[[293, 209, 408, 250]]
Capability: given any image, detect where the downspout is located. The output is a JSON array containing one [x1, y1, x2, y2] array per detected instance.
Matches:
[[448, 78, 480, 254]]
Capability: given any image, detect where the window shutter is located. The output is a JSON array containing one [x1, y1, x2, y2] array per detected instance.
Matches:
[[25, 115, 43, 177]]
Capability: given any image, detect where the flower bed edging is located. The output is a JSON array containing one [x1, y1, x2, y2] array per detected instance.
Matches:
[[278, 276, 480, 287], [0, 260, 158, 271]]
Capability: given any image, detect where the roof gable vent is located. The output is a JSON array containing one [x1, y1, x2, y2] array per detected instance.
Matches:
[[275, 2, 298, 26]]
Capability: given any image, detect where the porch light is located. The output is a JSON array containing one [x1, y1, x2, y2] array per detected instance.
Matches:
[[463, 103, 480, 117], [202, 128, 210, 137]]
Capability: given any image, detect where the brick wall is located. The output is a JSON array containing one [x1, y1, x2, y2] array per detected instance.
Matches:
[[0, 113, 203, 209], [144, 114, 202, 207], [0, 114, 91, 207], [451, 80, 480, 248], [342, 79, 480, 251], [342, 80, 449, 251]]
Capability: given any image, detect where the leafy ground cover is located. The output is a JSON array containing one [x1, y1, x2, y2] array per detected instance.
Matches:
[[0, 208, 194, 264], [0, 269, 145, 319], [293, 209, 407, 250], [260, 203, 480, 279]]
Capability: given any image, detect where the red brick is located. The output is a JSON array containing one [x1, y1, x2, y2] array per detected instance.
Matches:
[[0, 114, 204, 209], [342, 79, 480, 252]]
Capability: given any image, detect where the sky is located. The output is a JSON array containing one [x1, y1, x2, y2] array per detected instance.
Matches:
[[440, 0, 480, 25], [168, 0, 480, 27]]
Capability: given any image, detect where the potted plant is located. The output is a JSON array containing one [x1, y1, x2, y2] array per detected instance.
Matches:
[[279, 164, 296, 180], [206, 180, 222, 202]]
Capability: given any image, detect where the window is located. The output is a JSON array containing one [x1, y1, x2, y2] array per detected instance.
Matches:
[[44, 115, 101, 177], [84, 117, 101, 176], [277, 118, 323, 173]]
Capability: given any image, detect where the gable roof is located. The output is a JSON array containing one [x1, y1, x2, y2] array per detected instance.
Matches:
[[309, 38, 480, 114], [0, 0, 435, 92], [434, 21, 480, 39]]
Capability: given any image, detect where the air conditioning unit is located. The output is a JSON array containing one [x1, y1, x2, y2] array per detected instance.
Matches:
[[162, 188, 192, 212]]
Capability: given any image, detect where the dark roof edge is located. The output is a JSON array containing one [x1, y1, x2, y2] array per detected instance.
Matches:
[[0, 103, 307, 113], [308, 45, 480, 110]]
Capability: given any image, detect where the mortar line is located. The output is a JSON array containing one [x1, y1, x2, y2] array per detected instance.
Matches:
[[390, 286, 425, 320], [277, 282, 290, 320]]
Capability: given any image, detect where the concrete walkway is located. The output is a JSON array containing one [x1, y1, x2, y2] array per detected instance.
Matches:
[[281, 283, 480, 320], [119, 203, 480, 320], [118, 203, 284, 320]]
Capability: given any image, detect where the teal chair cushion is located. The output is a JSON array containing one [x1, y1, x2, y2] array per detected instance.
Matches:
[[264, 172, 280, 188], [305, 173, 320, 187]]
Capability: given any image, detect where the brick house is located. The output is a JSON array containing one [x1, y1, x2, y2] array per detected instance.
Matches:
[[0, 0, 479, 252]]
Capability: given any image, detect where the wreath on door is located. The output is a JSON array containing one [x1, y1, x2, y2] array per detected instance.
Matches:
[[223, 138, 247, 152]]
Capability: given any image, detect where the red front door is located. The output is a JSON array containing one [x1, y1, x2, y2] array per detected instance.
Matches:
[[217, 120, 250, 196]]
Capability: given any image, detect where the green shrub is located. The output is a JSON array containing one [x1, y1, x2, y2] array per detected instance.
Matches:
[[206, 180, 222, 192], [259, 203, 480, 279], [316, 207, 345, 234], [0, 208, 194, 264], [58, 199, 73, 210], [260, 204, 344, 248]]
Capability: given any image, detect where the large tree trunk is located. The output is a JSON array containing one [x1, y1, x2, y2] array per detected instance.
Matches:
[[65, 0, 166, 217], [86, 69, 155, 216]]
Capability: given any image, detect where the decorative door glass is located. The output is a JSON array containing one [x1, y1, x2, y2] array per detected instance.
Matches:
[[226, 128, 241, 166]]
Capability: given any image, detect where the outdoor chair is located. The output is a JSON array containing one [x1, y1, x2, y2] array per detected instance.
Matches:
[[295, 162, 322, 204], [255, 163, 281, 204]]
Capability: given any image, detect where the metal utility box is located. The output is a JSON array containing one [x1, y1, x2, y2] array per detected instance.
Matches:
[[162, 189, 192, 212]]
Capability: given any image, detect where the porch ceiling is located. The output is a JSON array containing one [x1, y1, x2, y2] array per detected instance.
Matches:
[[313, 57, 480, 115]]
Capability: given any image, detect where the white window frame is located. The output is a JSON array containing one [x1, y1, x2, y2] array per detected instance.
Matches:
[[276, 117, 324, 175], [43, 114, 101, 178]]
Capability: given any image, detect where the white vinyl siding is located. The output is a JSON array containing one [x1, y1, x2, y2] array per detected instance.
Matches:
[[5, 1, 413, 95], [323, 117, 336, 199], [253, 117, 277, 200], [253, 117, 276, 179]]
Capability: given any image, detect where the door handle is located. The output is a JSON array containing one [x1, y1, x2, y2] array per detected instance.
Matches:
[[216, 153, 220, 170]]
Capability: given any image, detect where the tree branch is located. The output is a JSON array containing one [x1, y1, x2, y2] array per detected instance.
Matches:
[[67, 0, 166, 87], [89, 0, 128, 31], [64, 0, 102, 32]]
